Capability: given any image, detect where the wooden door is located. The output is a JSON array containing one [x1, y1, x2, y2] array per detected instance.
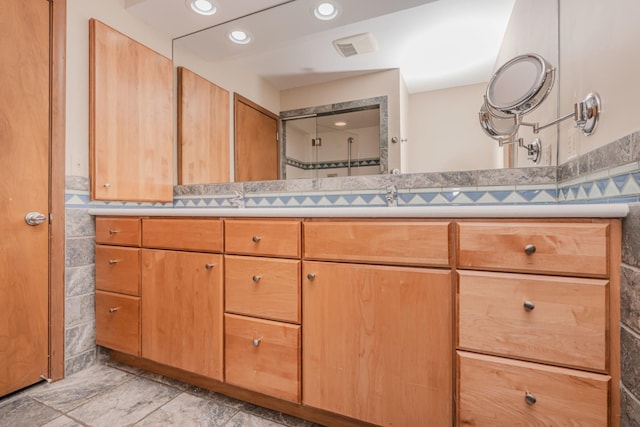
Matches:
[[234, 94, 279, 182], [178, 67, 230, 184], [302, 261, 453, 426], [0, 0, 50, 396], [141, 250, 224, 380]]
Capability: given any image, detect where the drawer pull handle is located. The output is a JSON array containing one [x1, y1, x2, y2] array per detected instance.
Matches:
[[108, 259, 120, 265], [252, 338, 261, 347], [205, 263, 215, 269], [252, 275, 261, 283], [524, 244, 536, 255], [524, 392, 537, 405], [523, 300, 535, 311], [108, 229, 119, 235], [307, 273, 316, 281], [252, 235, 261, 243], [108, 307, 120, 313]]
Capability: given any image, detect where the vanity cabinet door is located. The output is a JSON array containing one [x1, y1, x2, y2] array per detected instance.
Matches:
[[89, 19, 173, 202], [302, 261, 453, 427], [141, 249, 223, 380]]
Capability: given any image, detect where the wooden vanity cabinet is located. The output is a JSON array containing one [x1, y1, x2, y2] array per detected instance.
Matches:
[[302, 220, 454, 427], [223, 219, 302, 402], [140, 218, 224, 380], [456, 220, 621, 426], [95, 217, 141, 356]]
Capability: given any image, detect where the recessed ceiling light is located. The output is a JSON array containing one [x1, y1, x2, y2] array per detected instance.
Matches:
[[188, 0, 217, 16], [229, 30, 251, 45], [314, 2, 339, 21], [334, 121, 347, 127]]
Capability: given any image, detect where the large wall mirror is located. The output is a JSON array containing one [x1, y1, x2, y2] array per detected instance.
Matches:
[[129, 0, 559, 184]]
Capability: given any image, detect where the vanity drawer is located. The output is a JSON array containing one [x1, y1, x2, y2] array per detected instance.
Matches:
[[142, 218, 223, 252], [457, 351, 609, 426], [457, 221, 609, 277], [225, 313, 300, 403], [303, 220, 451, 266], [225, 219, 300, 258], [225, 255, 300, 323], [457, 270, 608, 371], [95, 245, 140, 296], [96, 290, 140, 356], [95, 217, 141, 246]]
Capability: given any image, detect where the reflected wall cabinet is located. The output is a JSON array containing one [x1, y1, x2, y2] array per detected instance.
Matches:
[[89, 19, 173, 202]]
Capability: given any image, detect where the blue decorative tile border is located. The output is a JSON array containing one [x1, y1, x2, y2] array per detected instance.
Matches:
[[557, 162, 640, 204], [64, 153, 640, 210], [286, 157, 381, 170]]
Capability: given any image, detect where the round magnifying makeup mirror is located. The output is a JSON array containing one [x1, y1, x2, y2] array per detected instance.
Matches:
[[478, 103, 518, 142], [485, 53, 555, 116]]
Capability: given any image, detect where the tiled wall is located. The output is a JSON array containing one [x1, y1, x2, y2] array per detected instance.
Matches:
[[63, 130, 640, 424], [64, 176, 97, 375], [621, 204, 640, 426]]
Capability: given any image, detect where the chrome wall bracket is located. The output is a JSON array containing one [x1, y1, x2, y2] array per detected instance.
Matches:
[[520, 92, 601, 136]]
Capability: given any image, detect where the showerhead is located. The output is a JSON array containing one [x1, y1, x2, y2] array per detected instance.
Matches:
[[347, 137, 354, 143]]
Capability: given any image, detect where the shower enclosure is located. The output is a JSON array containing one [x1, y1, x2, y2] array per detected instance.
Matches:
[[282, 106, 381, 179]]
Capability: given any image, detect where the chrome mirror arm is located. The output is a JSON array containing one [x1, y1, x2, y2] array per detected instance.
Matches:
[[518, 92, 601, 135]]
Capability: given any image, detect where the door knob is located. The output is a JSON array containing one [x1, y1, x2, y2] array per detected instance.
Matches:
[[25, 212, 47, 226]]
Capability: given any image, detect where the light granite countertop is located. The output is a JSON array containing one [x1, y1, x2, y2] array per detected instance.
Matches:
[[88, 204, 629, 218]]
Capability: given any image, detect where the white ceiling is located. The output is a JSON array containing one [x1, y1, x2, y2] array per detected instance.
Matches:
[[126, 0, 516, 93]]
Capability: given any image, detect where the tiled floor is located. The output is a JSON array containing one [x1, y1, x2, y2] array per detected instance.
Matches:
[[0, 359, 322, 427]]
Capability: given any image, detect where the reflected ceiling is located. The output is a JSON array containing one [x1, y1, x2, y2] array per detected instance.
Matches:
[[127, 0, 516, 93]]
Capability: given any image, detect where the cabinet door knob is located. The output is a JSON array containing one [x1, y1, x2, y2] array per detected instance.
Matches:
[[108, 229, 119, 235], [108, 307, 120, 313], [524, 392, 537, 405], [523, 300, 535, 311], [205, 263, 215, 269], [108, 259, 120, 265], [252, 275, 261, 283], [252, 338, 261, 347], [524, 244, 536, 255], [252, 235, 261, 243], [307, 273, 316, 281], [103, 183, 111, 188]]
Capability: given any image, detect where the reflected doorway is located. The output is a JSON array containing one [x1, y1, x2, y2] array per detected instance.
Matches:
[[280, 96, 387, 179]]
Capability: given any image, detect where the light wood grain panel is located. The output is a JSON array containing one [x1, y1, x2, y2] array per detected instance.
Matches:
[[225, 219, 300, 258], [608, 219, 622, 426], [457, 221, 609, 277], [50, 0, 67, 382], [95, 246, 140, 296], [142, 218, 223, 252], [178, 67, 230, 184], [141, 250, 223, 380], [234, 94, 279, 182], [457, 351, 609, 426], [225, 314, 300, 402], [457, 270, 608, 371], [225, 256, 300, 323], [95, 217, 141, 246], [96, 291, 140, 356], [303, 261, 453, 426], [0, 0, 50, 395], [303, 220, 451, 266], [90, 19, 173, 202]]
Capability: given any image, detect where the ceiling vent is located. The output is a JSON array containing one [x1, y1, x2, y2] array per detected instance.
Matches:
[[332, 32, 378, 58]]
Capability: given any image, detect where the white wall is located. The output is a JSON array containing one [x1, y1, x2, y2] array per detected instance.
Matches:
[[407, 83, 498, 173], [492, 0, 558, 167], [66, 0, 173, 178], [558, 0, 640, 162], [281, 69, 402, 172]]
